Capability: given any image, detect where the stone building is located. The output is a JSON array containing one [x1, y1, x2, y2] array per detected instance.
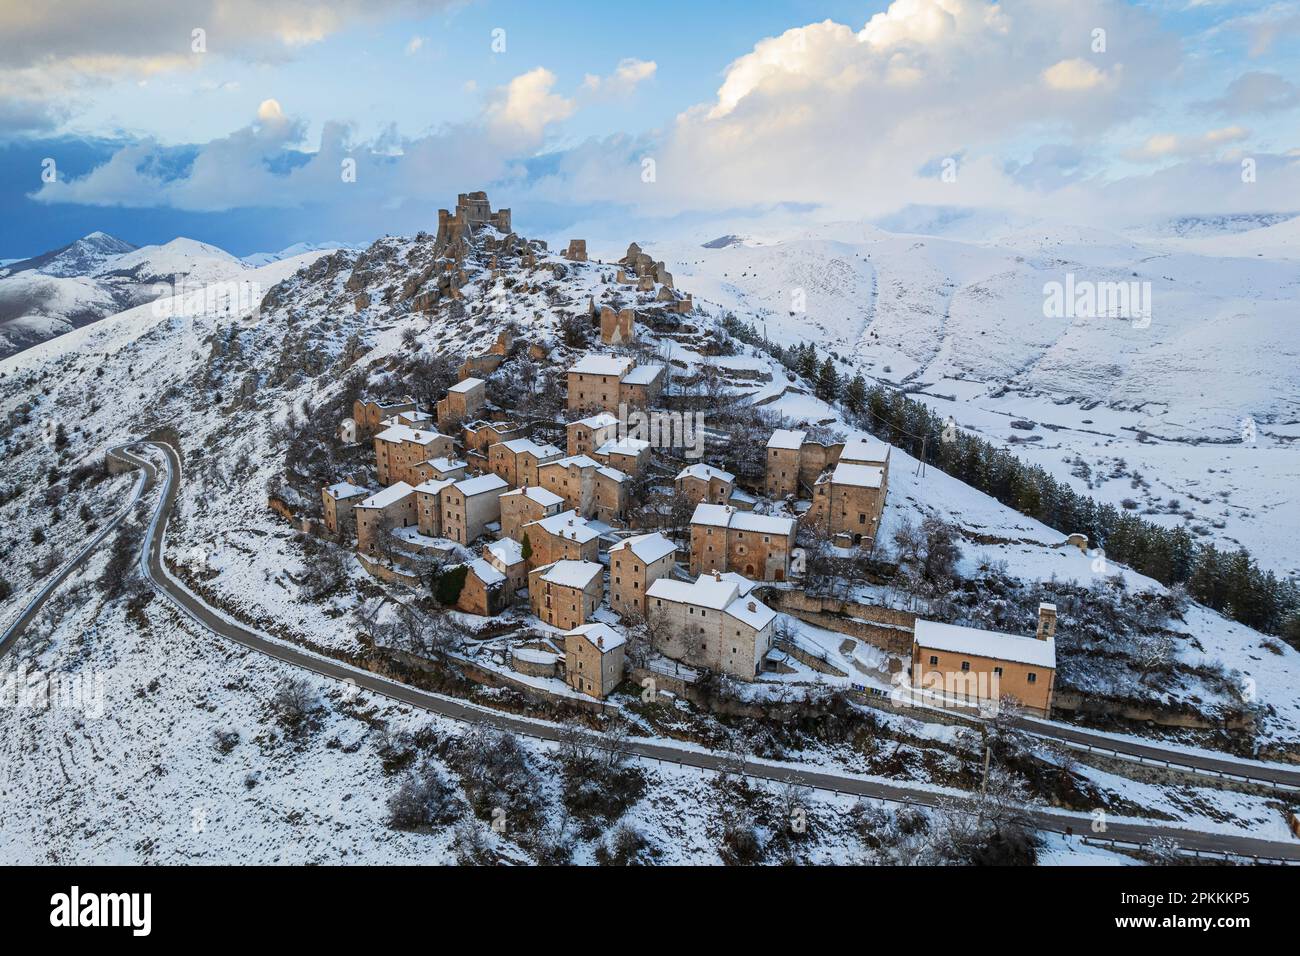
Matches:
[[910, 604, 1057, 716], [488, 437, 564, 487], [484, 537, 527, 593], [562, 239, 588, 262], [440, 472, 509, 545], [764, 428, 892, 500], [354, 482, 418, 555], [414, 477, 457, 538], [566, 354, 665, 413], [644, 573, 777, 680], [463, 419, 522, 457], [675, 463, 735, 507], [374, 424, 453, 487], [457, 558, 510, 617], [499, 484, 564, 541], [529, 560, 604, 631], [564, 623, 626, 699], [353, 397, 416, 437], [411, 456, 467, 485], [436, 377, 485, 428], [599, 305, 635, 346], [566, 412, 619, 457], [436, 191, 511, 246], [520, 509, 600, 569], [608, 532, 677, 617], [591, 436, 651, 477], [538, 455, 629, 523], [321, 481, 370, 538], [689, 504, 796, 582], [807, 461, 887, 545]]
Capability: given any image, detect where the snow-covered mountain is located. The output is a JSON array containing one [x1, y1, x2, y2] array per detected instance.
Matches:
[[242, 241, 358, 267], [639, 215, 1300, 576], [0, 233, 276, 359]]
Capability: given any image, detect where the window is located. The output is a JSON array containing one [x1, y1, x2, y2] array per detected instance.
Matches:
[[928, 655, 938, 666], [960, 661, 970, 672], [1027, 673, 1037, 684], [993, 667, 1003, 677]]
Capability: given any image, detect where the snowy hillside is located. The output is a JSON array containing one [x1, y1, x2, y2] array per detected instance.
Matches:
[[641, 217, 1300, 577], [0, 233, 264, 360]]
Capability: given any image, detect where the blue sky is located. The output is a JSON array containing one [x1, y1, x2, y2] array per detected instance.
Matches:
[[2, 0, 1298, 258]]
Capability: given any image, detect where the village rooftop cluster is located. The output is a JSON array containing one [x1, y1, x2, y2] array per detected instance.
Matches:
[[314, 192, 1057, 711]]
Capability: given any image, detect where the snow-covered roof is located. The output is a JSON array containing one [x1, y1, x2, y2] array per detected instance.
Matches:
[[375, 424, 447, 446], [486, 537, 525, 567], [610, 532, 676, 564], [767, 428, 806, 450], [830, 462, 885, 489], [528, 509, 600, 543], [691, 503, 734, 527], [449, 377, 484, 393], [621, 363, 664, 386], [569, 354, 634, 377], [730, 511, 796, 535], [597, 465, 630, 483], [511, 647, 559, 665], [468, 558, 506, 587], [595, 437, 651, 457], [647, 576, 739, 611], [357, 481, 416, 509], [500, 437, 564, 458], [424, 456, 466, 473], [413, 477, 455, 496], [501, 485, 564, 507], [324, 481, 369, 500], [690, 503, 794, 535], [382, 410, 432, 427], [676, 462, 734, 483], [567, 622, 626, 652], [454, 473, 509, 497], [696, 570, 756, 596], [913, 619, 1057, 670], [725, 596, 777, 631], [546, 454, 600, 470], [840, 438, 891, 465], [573, 412, 619, 430], [538, 560, 603, 589]]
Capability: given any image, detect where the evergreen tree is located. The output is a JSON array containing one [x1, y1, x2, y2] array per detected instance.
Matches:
[[843, 373, 867, 417], [816, 357, 841, 402]]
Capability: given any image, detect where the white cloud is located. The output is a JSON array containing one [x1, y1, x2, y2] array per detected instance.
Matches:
[[1125, 125, 1250, 162], [1042, 58, 1114, 92], [582, 58, 657, 97], [487, 68, 575, 139], [405, 36, 427, 56]]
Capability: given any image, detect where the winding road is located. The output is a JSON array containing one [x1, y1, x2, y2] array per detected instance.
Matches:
[[5, 439, 1299, 862]]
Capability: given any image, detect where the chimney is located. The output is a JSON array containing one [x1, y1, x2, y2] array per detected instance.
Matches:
[[1036, 602, 1057, 641], [713, 570, 722, 582], [747, 601, 756, 613]]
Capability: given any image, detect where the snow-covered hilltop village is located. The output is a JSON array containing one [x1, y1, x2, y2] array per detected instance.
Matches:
[[3, 189, 1299, 867]]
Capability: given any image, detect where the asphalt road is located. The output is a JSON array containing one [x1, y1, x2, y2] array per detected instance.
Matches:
[[7, 439, 1299, 862]]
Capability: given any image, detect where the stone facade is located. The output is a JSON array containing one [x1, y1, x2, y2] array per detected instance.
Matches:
[[499, 484, 564, 541], [436, 377, 485, 429], [608, 532, 676, 617], [675, 464, 735, 507], [599, 305, 635, 346], [565, 623, 626, 699], [355, 482, 418, 555], [463, 419, 522, 456], [353, 397, 416, 438], [528, 561, 604, 631], [488, 437, 563, 487], [689, 504, 796, 582], [374, 424, 453, 487], [645, 574, 776, 680], [566, 412, 619, 457], [538, 455, 628, 523], [439, 473, 509, 545], [562, 239, 588, 262], [521, 510, 600, 569], [321, 481, 370, 538]]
